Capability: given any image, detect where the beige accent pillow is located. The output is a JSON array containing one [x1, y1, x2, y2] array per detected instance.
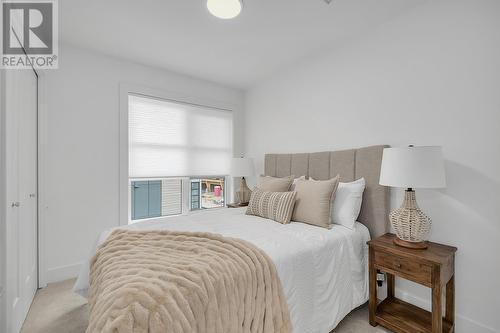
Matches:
[[257, 175, 294, 192], [291, 175, 340, 229], [290, 175, 306, 191], [246, 189, 297, 224]]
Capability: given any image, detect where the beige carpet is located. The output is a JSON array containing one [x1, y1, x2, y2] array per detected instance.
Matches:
[[21, 279, 389, 333]]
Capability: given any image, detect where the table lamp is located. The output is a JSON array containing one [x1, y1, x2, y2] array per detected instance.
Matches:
[[231, 157, 254, 204], [379, 146, 446, 249]]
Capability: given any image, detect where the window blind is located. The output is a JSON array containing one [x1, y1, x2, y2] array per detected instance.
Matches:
[[129, 94, 233, 178]]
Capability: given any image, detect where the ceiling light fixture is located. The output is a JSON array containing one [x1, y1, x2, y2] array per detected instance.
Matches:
[[207, 0, 243, 19]]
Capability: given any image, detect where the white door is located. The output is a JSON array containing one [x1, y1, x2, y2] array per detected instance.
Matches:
[[4, 69, 38, 333]]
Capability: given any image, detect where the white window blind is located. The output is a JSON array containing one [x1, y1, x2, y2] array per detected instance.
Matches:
[[129, 94, 233, 178]]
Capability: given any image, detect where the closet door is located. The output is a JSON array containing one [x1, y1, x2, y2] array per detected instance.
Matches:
[[5, 69, 38, 333]]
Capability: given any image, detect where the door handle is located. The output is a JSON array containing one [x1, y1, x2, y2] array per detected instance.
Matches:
[[29, 193, 36, 198], [11, 202, 20, 208]]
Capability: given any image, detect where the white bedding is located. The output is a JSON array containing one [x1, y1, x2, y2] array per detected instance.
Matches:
[[74, 208, 370, 333]]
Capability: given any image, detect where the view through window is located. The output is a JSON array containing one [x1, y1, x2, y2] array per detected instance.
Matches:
[[130, 177, 226, 221], [190, 177, 225, 210]]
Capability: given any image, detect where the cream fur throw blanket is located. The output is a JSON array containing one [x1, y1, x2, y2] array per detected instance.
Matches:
[[87, 229, 291, 333]]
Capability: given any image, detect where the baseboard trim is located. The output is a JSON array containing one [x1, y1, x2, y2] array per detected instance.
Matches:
[[46, 262, 82, 284], [394, 288, 499, 333]]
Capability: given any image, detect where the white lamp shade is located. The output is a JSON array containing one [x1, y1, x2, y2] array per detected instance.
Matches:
[[379, 146, 446, 189], [231, 157, 254, 177]]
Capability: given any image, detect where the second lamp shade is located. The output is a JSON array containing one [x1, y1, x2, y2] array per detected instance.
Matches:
[[379, 146, 446, 189]]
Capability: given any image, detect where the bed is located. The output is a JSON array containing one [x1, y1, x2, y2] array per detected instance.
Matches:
[[75, 145, 389, 333]]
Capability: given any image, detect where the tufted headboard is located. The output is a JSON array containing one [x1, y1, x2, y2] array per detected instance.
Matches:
[[264, 145, 390, 238]]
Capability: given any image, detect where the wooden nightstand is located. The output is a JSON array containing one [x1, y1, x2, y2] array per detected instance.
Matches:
[[368, 233, 457, 333], [227, 202, 248, 208]]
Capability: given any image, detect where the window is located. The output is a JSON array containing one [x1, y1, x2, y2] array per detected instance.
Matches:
[[190, 180, 200, 210], [128, 94, 232, 222]]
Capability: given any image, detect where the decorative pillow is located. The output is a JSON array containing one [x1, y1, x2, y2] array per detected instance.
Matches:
[[332, 178, 366, 229], [291, 175, 340, 229], [257, 175, 294, 192], [246, 189, 297, 224], [290, 175, 306, 191]]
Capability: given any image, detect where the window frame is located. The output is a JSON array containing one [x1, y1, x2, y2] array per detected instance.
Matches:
[[119, 82, 238, 226]]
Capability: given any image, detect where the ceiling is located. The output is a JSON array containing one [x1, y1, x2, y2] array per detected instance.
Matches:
[[60, 0, 425, 89]]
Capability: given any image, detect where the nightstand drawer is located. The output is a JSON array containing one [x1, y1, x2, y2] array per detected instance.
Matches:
[[374, 251, 432, 286]]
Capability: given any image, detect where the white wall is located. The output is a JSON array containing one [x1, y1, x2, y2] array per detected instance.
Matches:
[[245, 0, 500, 332], [40, 44, 244, 284]]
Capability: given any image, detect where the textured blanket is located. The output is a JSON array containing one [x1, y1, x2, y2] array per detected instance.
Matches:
[[87, 229, 291, 333]]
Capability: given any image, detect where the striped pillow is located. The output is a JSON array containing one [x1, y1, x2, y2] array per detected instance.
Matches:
[[246, 189, 297, 224]]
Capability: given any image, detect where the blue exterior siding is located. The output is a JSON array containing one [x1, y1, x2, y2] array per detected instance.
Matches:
[[131, 180, 162, 220]]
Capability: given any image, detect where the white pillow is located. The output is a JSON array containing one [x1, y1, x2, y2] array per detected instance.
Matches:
[[331, 178, 365, 229]]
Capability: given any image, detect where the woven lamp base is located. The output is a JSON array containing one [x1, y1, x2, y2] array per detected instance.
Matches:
[[236, 177, 252, 204], [390, 189, 431, 250]]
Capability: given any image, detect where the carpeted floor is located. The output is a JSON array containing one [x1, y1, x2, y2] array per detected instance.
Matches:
[[21, 279, 389, 333]]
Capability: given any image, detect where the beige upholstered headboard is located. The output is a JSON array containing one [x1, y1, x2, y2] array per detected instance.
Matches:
[[264, 145, 390, 238]]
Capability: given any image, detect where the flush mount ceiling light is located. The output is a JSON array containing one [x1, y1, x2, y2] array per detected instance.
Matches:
[[206, 0, 332, 20], [207, 0, 243, 19]]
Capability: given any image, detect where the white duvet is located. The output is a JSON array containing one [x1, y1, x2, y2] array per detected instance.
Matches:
[[74, 208, 370, 333]]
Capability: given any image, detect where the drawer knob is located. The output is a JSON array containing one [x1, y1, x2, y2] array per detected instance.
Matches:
[[395, 262, 402, 268]]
